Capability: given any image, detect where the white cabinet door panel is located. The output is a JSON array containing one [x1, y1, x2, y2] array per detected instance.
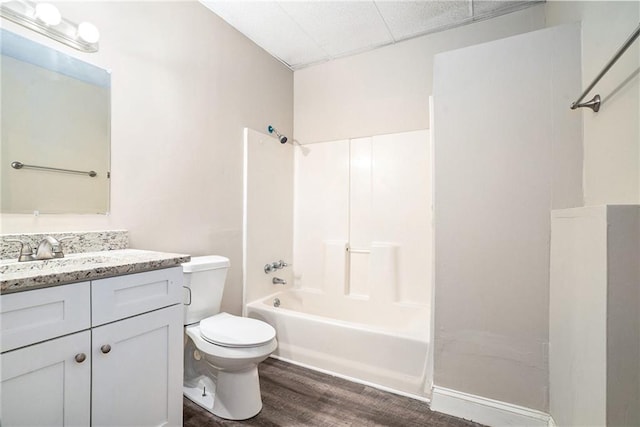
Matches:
[[91, 305, 183, 427], [0, 331, 91, 426]]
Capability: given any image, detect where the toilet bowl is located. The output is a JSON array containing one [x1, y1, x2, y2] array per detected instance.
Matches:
[[182, 256, 277, 420]]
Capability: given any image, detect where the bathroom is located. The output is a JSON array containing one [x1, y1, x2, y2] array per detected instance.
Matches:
[[1, 0, 639, 426]]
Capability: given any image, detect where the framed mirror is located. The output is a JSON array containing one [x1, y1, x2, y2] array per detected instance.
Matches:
[[1, 29, 110, 214]]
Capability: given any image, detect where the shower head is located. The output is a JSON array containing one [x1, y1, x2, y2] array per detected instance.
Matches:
[[268, 125, 288, 144]]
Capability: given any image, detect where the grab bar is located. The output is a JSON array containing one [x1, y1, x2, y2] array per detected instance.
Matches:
[[11, 161, 97, 177], [570, 22, 640, 112], [348, 248, 370, 254]]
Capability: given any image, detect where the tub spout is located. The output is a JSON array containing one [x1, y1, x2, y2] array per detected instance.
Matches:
[[272, 277, 287, 285]]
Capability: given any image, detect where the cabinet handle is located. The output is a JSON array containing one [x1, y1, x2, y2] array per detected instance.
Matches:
[[100, 344, 112, 354], [75, 353, 87, 363]]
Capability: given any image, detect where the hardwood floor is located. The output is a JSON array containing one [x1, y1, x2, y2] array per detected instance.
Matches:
[[183, 358, 484, 427]]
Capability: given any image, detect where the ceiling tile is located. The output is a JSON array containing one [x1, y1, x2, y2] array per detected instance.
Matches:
[[200, 0, 544, 70], [201, 1, 327, 67], [376, 0, 472, 40], [278, 1, 393, 58], [472, 0, 535, 18]]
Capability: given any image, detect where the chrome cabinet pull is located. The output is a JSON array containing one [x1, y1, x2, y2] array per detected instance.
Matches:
[[100, 344, 111, 354], [75, 353, 87, 363]]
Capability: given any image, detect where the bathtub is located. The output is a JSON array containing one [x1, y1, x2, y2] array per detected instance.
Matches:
[[246, 289, 430, 399]]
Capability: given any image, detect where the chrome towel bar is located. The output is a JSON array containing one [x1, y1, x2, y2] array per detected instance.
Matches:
[[11, 161, 97, 177], [571, 22, 640, 112]]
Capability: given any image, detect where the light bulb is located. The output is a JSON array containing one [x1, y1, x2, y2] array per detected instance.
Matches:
[[77, 21, 99, 43], [34, 3, 61, 26]]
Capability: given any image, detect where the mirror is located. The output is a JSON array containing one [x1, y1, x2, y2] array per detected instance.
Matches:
[[1, 29, 110, 214]]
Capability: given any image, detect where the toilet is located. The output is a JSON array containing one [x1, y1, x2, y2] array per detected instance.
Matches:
[[182, 256, 277, 420]]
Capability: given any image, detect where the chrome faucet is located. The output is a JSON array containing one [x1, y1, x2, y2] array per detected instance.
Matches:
[[36, 236, 62, 260], [264, 260, 289, 274], [6, 236, 72, 262], [272, 277, 287, 285]]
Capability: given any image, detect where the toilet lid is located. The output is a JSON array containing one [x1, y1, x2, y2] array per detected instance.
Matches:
[[199, 313, 276, 348]]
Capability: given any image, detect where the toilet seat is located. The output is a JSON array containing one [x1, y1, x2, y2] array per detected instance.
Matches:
[[199, 313, 276, 348]]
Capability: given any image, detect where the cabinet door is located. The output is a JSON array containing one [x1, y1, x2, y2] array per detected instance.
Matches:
[[0, 331, 91, 426], [91, 304, 183, 427]]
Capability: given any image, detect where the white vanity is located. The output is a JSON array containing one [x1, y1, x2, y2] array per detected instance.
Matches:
[[0, 231, 189, 427]]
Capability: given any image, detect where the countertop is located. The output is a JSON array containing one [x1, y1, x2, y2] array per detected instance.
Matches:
[[0, 249, 190, 294]]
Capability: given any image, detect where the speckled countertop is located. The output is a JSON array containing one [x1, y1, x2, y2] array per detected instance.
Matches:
[[0, 249, 190, 294]]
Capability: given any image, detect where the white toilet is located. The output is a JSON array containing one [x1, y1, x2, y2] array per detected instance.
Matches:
[[182, 256, 277, 420]]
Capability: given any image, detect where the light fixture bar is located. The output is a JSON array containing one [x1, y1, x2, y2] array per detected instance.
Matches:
[[0, 0, 99, 53]]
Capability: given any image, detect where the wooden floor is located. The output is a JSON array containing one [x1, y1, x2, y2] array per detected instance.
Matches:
[[183, 358, 484, 427]]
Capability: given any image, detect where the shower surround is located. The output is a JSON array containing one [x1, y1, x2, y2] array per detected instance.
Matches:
[[243, 128, 432, 398]]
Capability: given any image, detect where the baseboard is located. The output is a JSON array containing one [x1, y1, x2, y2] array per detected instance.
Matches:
[[431, 386, 551, 426]]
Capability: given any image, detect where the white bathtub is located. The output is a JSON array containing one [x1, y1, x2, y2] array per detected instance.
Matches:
[[246, 289, 430, 399]]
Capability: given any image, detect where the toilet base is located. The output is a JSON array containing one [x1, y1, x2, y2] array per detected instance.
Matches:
[[184, 382, 215, 412], [183, 367, 263, 421]]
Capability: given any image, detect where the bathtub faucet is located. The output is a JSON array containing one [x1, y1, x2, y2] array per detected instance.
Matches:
[[264, 260, 289, 274], [272, 277, 287, 285]]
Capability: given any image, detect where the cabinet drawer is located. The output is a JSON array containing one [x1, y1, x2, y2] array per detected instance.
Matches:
[[91, 267, 182, 326], [0, 282, 91, 352]]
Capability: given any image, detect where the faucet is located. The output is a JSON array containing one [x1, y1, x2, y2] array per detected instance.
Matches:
[[35, 236, 72, 260], [35, 236, 61, 260], [272, 277, 287, 285], [264, 260, 289, 274], [6, 236, 72, 262]]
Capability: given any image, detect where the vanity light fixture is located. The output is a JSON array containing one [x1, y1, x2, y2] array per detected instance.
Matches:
[[34, 2, 61, 26], [0, 0, 99, 52]]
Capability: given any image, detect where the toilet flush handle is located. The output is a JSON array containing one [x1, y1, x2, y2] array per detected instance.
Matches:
[[183, 286, 192, 305]]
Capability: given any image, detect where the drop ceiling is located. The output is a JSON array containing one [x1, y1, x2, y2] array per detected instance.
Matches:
[[200, 0, 543, 70]]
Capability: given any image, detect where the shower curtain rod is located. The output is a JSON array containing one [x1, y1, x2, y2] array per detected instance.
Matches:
[[570, 22, 640, 112]]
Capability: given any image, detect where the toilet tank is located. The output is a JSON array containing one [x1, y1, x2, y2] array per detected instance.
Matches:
[[182, 255, 230, 325]]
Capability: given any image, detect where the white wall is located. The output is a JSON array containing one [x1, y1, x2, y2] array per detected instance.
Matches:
[[550, 206, 640, 426], [546, 1, 640, 205], [293, 4, 546, 144], [243, 128, 293, 306], [0, 1, 293, 315], [549, 207, 608, 426], [433, 23, 582, 412]]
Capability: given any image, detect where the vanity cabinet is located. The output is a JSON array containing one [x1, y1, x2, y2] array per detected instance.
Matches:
[[0, 267, 183, 427]]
